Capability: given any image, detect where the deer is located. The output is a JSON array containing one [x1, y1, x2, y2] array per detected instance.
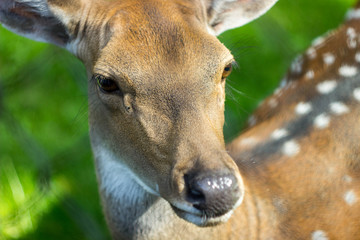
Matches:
[[2, 0, 360, 239], [0, 0, 278, 239]]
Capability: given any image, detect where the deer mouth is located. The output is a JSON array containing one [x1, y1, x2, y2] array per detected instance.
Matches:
[[168, 170, 244, 226], [169, 201, 237, 227]]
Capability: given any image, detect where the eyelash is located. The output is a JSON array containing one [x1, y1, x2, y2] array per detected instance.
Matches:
[[94, 74, 122, 95]]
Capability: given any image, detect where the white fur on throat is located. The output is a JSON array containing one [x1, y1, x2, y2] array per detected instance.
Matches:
[[94, 145, 160, 200], [94, 145, 180, 239]]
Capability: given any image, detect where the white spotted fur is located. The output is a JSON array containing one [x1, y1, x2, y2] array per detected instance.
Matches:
[[305, 70, 315, 80], [353, 88, 360, 101], [355, 52, 360, 62], [330, 102, 350, 115], [346, 8, 360, 20], [314, 113, 330, 129], [323, 53, 335, 65], [344, 190, 357, 206], [306, 47, 317, 59], [282, 140, 300, 157], [316, 80, 337, 94], [271, 128, 288, 140], [311, 230, 329, 240], [295, 102, 312, 115], [338, 65, 358, 77]]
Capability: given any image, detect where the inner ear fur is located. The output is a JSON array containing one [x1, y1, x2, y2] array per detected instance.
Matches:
[[0, 0, 81, 47], [203, 0, 278, 35]]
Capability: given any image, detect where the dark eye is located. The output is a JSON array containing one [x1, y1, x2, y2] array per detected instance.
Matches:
[[222, 63, 233, 80], [95, 75, 120, 94]]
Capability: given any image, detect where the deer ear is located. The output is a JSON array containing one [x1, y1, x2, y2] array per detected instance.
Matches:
[[0, 0, 80, 48], [205, 0, 278, 35]]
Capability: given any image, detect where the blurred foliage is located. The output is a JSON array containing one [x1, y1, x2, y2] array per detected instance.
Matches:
[[0, 0, 355, 239]]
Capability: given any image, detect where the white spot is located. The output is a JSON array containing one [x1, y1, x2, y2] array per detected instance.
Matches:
[[314, 113, 331, 129], [355, 52, 360, 63], [271, 128, 289, 140], [344, 190, 357, 206], [274, 87, 283, 97], [347, 27, 356, 38], [330, 102, 350, 115], [348, 39, 357, 49], [291, 55, 304, 74], [316, 80, 337, 94], [353, 88, 360, 102], [323, 53, 335, 66], [268, 98, 278, 108], [346, 8, 360, 20], [307, 47, 317, 59], [339, 65, 358, 77], [305, 70, 315, 80], [282, 140, 300, 157], [240, 137, 258, 147], [248, 115, 257, 127], [311, 230, 329, 240], [343, 175, 353, 183], [346, 27, 357, 49], [295, 102, 312, 115], [312, 36, 325, 47]]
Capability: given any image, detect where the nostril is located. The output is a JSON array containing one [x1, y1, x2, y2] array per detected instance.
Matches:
[[184, 174, 206, 203], [189, 188, 203, 198]]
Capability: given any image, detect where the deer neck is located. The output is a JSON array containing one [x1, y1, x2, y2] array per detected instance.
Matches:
[[93, 144, 166, 239]]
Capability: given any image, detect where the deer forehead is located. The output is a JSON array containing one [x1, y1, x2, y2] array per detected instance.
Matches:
[[93, 42, 230, 108], [85, 0, 233, 80]]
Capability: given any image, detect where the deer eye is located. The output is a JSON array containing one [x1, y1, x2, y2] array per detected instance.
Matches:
[[222, 63, 233, 80], [95, 75, 120, 94]]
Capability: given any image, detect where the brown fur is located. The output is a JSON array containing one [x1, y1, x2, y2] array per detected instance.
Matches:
[[229, 10, 360, 239]]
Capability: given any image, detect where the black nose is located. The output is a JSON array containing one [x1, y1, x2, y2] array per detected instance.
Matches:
[[184, 172, 241, 217]]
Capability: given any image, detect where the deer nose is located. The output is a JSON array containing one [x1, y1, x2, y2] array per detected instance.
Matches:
[[184, 172, 241, 217]]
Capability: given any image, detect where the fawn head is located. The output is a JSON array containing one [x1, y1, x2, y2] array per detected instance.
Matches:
[[0, 0, 277, 226]]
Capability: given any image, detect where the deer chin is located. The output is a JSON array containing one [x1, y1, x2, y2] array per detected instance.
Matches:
[[169, 197, 243, 227], [170, 203, 233, 227]]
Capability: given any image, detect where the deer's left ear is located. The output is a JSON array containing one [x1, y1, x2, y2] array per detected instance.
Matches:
[[0, 0, 81, 48], [204, 0, 278, 35]]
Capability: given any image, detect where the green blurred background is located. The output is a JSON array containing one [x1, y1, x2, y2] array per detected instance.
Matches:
[[0, 0, 355, 239]]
